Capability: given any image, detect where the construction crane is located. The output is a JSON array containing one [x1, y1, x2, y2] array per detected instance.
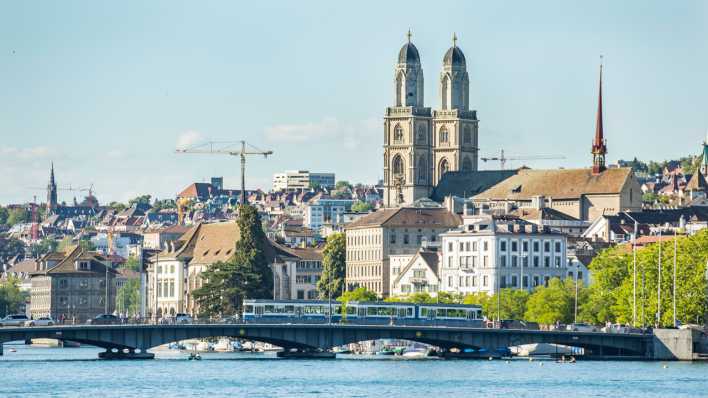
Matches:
[[175, 140, 273, 205], [480, 149, 565, 170]]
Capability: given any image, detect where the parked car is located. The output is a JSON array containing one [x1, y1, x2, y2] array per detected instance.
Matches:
[[1, 314, 29, 327], [220, 314, 240, 324], [25, 316, 55, 327], [86, 314, 120, 325], [566, 323, 598, 332], [174, 313, 193, 324]]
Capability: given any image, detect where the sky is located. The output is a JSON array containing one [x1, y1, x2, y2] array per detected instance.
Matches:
[[1, 1, 707, 205]]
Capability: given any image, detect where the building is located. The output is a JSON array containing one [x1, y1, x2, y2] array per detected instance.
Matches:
[[389, 249, 441, 297], [382, 33, 480, 207], [583, 207, 708, 243], [177, 177, 247, 203], [272, 170, 335, 191], [438, 212, 570, 296], [30, 246, 119, 323], [344, 207, 460, 297], [44, 163, 99, 218], [142, 225, 191, 250], [304, 198, 354, 232], [271, 244, 324, 300]]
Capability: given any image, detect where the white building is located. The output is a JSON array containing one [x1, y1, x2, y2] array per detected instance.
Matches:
[[272, 170, 335, 191], [389, 249, 441, 296], [304, 199, 354, 232], [439, 212, 573, 296]]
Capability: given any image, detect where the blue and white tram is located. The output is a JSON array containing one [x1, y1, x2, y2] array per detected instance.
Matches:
[[243, 299, 483, 326]]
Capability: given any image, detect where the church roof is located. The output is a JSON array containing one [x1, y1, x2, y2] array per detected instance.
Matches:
[[443, 46, 466, 67], [398, 42, 420, 64], [686, 171, 707, 190], [474, 168, 634, 201], [345, 207, 460, 229], [430, 170, 517, 202]]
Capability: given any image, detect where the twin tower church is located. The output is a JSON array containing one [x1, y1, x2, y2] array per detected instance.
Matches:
[[383, 33, 480, 207]]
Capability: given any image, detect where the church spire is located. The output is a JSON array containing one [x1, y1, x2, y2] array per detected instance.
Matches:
[[592, 57, 607, 174], [47, 162, 58, 212]]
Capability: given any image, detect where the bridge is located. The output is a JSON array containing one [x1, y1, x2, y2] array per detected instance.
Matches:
[[0, 322, 654, 360]]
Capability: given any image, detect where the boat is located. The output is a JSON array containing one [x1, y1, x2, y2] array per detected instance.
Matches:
[[401, 348, 429, 359]]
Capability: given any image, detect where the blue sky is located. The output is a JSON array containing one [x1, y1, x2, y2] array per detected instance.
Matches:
[[1, 1, 707, 205]]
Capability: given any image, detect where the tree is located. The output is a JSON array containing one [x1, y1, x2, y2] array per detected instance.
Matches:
[[6, 207, 29, 227], [108, 201, 127, 212], [122, 256, 142, 272], [351, 201, 372, 213], [484, 289, 530, 320], [151, 198, 176, 211], [192, 205, 272, 317], [317, 232, 346, 299], [0, 206, 8, 225], [0, 237, 26, 263], [525, 278, 576, 325], [128, 195, 152, 209], [335, 180, 352, 190], [30, 238, 58, 258], [116, 279, 140, 317], [642, 192, 658, 204], [0, 277, 25, 317], [338, 287, 377, 302]]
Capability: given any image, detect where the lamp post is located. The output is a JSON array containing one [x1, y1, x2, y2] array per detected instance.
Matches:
[[673, 230, 677, 327], [657, 229, 662, 327]]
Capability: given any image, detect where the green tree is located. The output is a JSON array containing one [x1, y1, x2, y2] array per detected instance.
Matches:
[[335, 180, 351, 190], [0, 237, 26, 263], [484, 289, 530, 320], [317, 232, 346, 299], [338, 287, 377, 302], [151, 198, 176, 211], [122, 256, 142, 272], [116, 278, 140, 317], [525, 278, 576, 325], [351, 201, 372, 213], [0, 206, 8, 225], [108, 201, 127, 212], [29, 238, 58, 258], [192, 205, 272, 317], [0, 277, 25, 317], [642, 192, 658, 204], [128, 195, 152, 208], [6, 207, 29, 226]]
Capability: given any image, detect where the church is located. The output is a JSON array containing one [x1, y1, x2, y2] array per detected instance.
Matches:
[[382, 33, 510, 207], [382, 33, 643, 222]]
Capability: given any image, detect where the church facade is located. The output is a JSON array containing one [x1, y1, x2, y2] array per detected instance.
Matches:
[[383, 34, 479, 207]]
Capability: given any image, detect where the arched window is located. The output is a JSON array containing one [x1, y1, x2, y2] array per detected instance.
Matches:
[[417, 125, 426, 143], [462, 156, 472, 172], [395, 72, 403, 106], [442, 75, 450, 109], [463, 126, 472, 144], [439, 126, 449, 144], [392, 155, 404, 176], [439, 158, 449, 177], [418, 156, 427, 183], [393, 124, 404, 143]]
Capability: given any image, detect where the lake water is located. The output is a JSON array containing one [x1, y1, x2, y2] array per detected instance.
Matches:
[[1, 344, 707, 397]]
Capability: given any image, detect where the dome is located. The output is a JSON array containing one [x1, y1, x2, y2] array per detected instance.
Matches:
[[398, 42, 420, 64], [443, 46, 466, 67]]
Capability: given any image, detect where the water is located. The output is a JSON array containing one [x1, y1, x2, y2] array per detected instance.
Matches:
[[2, 344, 707, 398]]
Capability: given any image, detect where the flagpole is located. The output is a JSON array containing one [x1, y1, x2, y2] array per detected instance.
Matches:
[[633, 221, 637, 327], [673, 229, 677, 327], [657, 229, 662, 327]]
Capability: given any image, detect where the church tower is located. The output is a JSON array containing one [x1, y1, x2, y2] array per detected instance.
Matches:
[[591, 61, 607, 175], [383, 31, 433, 207], [47, 162, 58, 213], [432, 34, 479, 186]]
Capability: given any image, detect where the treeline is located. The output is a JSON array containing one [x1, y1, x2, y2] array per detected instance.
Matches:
[[618, 155, 702, 176]]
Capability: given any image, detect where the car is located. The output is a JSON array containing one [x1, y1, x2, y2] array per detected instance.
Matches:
[[566, 323, 598, 332], [174, 313, 193, 324], [219, 314, 240, 324], [1, 314, 29, 327], [86, 314, 120, 325], [25, 316, 55, 327]]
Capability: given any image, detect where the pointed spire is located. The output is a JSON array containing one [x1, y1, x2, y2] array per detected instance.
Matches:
[[592, 56, 607, 174]]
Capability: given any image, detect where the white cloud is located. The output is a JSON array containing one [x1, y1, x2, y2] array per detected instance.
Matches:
[[176, 130, 204, 150], [0, 145, 55, 160], [264, 117, 378, 149]]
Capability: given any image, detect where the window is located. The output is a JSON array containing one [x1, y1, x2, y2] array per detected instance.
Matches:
[[533, 241, 539, 252], [392, 155, 404, 176], [500, 276, 507, 288], [533, 276, 540, 287], [403, 234, 410, 244], [522, 241, 529, 252], [448, 242, 453, 252], [483, 275, 488, 287], [59, 279, 68, 289], [555, 241, 562, 252], [500, 255, 507, 267], [533, 256, 540, 267], [511, 275, 518, 287], [465, 242, 470, 251], [511, 255, 518, 267], [59, 296, 68, 306], [462, 157, 472, 172], [439, 158, 449, 177], [448, 276, 453, 287], [393, 124, 404, 143], [463, 126, 472, 144], [483, 241, 489, 251], [472, 241, 478, 251], [417, 156, 427, 183], [555, 257, 561, 267], [483, 256, 488, 266], [79, 279, 89, 289], [79, 297, 88, 306], [79, 261, 89, 270], [170, 264, 175, 273], [413, 269, 425, 278], [544, 257, 550, 268], [459, 242, 464, 251], [417, 125, 426, 143], [390, 233, 397, 244], [500, 241, 507, 251], [544, 241, 551, 252], [439, 126, 449, 143], [511, 241, 518, 252]]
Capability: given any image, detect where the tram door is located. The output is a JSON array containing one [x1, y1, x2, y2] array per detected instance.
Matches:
[[254, 305, 264, 318]]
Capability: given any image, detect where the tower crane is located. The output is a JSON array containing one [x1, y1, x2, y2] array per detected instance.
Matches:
[[175, 140, 273, 205], [480, 149, 565, 170]]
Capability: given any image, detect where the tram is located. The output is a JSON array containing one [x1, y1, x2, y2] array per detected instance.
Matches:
[[242, 299, 483, 326]]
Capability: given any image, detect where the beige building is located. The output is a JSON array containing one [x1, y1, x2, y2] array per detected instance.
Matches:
[[473, 167, 642, 222], [30, 246, 119, 323], [389, 249, 441, 297], [383, 34, 478, 207], [344, 207, 460, 297], [271, 244, 324, 300]]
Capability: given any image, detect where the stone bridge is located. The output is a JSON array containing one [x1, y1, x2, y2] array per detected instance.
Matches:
[[0, 323, 652, 359]]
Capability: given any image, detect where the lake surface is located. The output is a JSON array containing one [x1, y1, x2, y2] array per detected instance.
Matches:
[[1, 344, 707, 397]]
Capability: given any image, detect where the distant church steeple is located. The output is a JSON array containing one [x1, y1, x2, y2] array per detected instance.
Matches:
[[592, 59, 607, 175], [47, 162, 58, 212]]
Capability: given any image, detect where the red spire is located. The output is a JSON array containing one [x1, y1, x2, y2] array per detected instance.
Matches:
[[592, 59, 607, 174]]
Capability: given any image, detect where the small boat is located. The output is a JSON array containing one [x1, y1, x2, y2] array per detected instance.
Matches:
[[401, 348, 429, 359], [188, 352, 201, 361]]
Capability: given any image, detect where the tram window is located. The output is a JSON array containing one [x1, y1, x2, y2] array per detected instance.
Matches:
[[407, 308, 413, 317], [285, 305, 294, 313], [264, 305, 274, 313], [436, 308, 447, 317], [244, 305, 254, 313]]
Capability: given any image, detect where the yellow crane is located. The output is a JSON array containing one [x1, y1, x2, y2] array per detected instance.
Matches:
[[175, 140, 273, 205]]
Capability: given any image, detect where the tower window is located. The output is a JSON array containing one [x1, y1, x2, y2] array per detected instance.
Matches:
[[462, 157, 472, 172], [439, 158, 449, 178], [463, 126, 472, 144], [392, 155, 404, 176], [417, 156, 427, 183], [439, 126, 449, 144], [393, 124, 404, 143], [417, 125, 426, 143]]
